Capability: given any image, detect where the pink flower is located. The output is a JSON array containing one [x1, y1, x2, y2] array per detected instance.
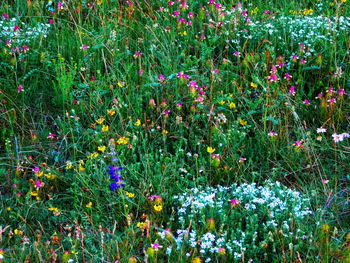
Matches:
[[268, 74, 278, 82], [284, 73, 292, 80], [133, 51, 143, 58], [13, 25, 20, 32], [332, 133, 349, 143], [291, 55, 299, 62], [177, 72, 189, 79], [303, 99, 310, 105], [3, 13, 9, 19], [196, 96, 204, 103], [148, 195, 161, 200], [158, 74, 166, 82], [322, 179, 329, 184], [328, 98, 336, 105], [47, 133, 55, 139], [151, 243, 162, 250], [172, 10, 180, 17], [289, 86, 295, 96], [33, 166, 40, 173], [293, 140, 304, 149], [35, 180, 45, 189], [229, 199, 239, 208], [239, 157, 246, 163], [17, 85, 23, 93], [80, 44, 89, 50], [268, 131, 278, 137], [338, 89, 345, 96]]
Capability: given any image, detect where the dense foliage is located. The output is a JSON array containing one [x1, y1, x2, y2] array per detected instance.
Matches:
[[0, 0, 349, 262]]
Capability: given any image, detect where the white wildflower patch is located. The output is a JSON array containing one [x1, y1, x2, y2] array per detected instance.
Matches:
[[167, 181, 314, 261]]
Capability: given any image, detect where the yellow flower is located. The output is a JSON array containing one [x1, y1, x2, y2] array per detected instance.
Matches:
[[36, 171, 44, 177], [191, 257, 202, 263], [219, 100, 225, 105], [44, 173, 56, 179], [48, 207, 59, 212], [207, 147, 215, 154], [66, 161, 73, 170], [87, 152, 99, 159], [250, 82, 258, 88], [78, 160, 85, 172], [14, 229, 24, 235], [102, 125, 109, 132], [7, 207, 11, 211], [117, 81, 123, 87], [126, 192, 135, 198], [162, 130, 168, 135], [86, 202, 93, 208], [153, 204, 163, 212], [228, 102, 236, 109], [251, 7, 258, 15], [107, 109, 116, 116], [134, 119, 141, 126], [136, 222, 146, 228], [98, 146, 106, 152], [183, 30, 187, 36], [30, 191, 39, 196], [239, 118, 247, 126], [117, 136, 129, 145], [96, 118, 105, 124], [97, 0, 103, 5]]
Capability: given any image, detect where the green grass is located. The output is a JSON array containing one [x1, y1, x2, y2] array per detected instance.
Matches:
[[0, 0, 349, 262]]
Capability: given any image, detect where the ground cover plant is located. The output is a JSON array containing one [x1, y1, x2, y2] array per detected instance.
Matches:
[[0, 0, 349, 262]]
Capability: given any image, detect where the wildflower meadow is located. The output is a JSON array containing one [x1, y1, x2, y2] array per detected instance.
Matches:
[[0, 0, 350, 262]]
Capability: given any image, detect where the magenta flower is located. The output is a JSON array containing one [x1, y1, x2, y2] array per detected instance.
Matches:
[[293, 140, 304, 149], [268, 131, 278, 137], [80, 44, 89, 50], [176, 102, 182, 110], [284, 73, 292, 80], [338, 89, 345, 96], [233, 51, 240, 57], [151, 243, 162, 250], [35, 180, 45, 189], [3, 13, 9, 19], [172, 10, 180, 17], [158, 74, 166, 82], [47, 133, 55, 139], [239, 157, 246, 163], [289, 86, 295, 96], [229, 199, 240, 208], [133, 51, 143, 58], [17, 85, 23, 93], [328, 98, 336, 105], [303, 99, 310, 105], [268, 74, 278, 82]]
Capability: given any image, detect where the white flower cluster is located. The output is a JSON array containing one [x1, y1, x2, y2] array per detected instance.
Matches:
[[234, 15, 350, 53], [0, 17, 50, 46], [165, 181, 313, 260]]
